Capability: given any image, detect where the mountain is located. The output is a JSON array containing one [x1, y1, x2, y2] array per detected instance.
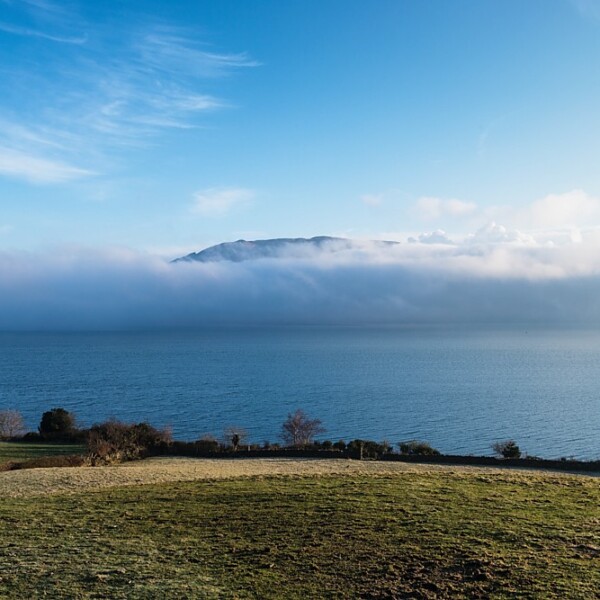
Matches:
[[173, 236, 399, 263]]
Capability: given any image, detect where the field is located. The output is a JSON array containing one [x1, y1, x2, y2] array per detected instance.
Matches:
[[0, 458, 598, 599], [0, 441, 85, 466]]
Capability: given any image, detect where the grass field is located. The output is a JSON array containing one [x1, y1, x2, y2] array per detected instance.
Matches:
[[0, 464, 598, 599], [0, 441, 85, 465]]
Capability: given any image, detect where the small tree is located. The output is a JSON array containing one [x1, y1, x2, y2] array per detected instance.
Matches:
[[223, 426, 248, 451], [280, 409, 325, 447], [39, 408, 76, 440], [0, 409, 26, 439], [492, 439, 521, 459]]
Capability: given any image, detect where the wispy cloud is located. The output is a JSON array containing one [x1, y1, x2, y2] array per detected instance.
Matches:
[[136, 28, 260, 78], [0, 3, 258, 184], [415, 196, 477, 220], [191, 187, 255, 216], [360, 193, 383, 207], [0, 146, 93, 183], [0, 21, 86, 43]]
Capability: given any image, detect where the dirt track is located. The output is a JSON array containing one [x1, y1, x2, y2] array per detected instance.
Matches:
[[1, 456, 591, 498]]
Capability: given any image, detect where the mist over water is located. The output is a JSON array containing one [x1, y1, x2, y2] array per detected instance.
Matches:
[[1, 327, 598, 460], [3, 231, 600, 330]]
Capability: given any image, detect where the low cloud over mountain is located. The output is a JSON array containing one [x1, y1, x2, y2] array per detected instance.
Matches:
[[2, 227, 600, 330]]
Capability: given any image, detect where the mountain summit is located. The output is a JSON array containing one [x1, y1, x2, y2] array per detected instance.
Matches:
[[174, 236, 399, 263]]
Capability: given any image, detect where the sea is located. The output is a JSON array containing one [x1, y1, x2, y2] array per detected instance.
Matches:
[[0, 327, 598, 460]]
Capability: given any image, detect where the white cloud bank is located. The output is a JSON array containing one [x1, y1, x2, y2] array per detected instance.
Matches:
[[3, 229, 600, 329], [412, 189, 600, 232]]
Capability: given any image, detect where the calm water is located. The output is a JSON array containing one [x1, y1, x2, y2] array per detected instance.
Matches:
[[0, 327, 598, 459]]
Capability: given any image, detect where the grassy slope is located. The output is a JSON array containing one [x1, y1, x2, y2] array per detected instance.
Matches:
[[0, 441, 85, 465], [0, 470, 598, 599]]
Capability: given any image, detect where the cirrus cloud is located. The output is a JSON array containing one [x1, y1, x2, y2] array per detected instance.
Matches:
[[415, 196, 477, 220], [191, 187, 255, 216]]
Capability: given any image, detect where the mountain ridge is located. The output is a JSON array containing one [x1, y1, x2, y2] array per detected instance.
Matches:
[[173, 236, 399, 263]]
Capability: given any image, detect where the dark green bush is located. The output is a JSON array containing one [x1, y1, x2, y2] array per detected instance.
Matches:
[[333, 439, 347, 451], [39, 408, 78, 441], [194, 437, 220, 454], [492, 440, 521, 459], [21, 431, 43, 442], [398, 440, 440, 456], [348, 439, 389, 459]]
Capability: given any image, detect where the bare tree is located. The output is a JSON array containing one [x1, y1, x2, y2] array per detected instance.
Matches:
[[0, 409, 26, 440], [280, 409, 325, 447]]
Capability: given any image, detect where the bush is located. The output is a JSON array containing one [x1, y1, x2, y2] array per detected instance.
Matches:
[[21, 431, 43, 442], [397, 440, 440, 456], [332, 439, 347, 451], [492, 440, 521, 459], [194, 437, 220, 454], [348, 439, 390, 459], [87, 419, 171, 465], [39, 408, 77, 441]]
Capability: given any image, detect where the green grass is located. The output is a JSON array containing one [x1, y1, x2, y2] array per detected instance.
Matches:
[[0, 441, 85, 465], [0, 470, 598, 598]]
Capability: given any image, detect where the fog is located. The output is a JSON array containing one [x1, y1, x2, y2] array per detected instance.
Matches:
[[2, 228, 600, 330]]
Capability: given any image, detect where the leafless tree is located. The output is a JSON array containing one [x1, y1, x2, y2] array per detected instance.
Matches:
[[0, 409, 26, 440], [280, 409, 325, 447]]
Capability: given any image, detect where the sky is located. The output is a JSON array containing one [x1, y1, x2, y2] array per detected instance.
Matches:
[[2, 0, 600, 328]]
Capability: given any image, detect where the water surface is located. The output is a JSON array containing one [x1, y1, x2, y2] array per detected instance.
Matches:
[[0, 327, 598, 459]]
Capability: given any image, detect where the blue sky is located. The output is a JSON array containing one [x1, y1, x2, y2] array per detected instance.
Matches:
[[1, 0, 600, 256]]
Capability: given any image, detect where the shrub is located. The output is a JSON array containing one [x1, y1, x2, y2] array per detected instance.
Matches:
[[492, 440, 521, 459], [21, 431, 43, 442], [39, 408, 77, 441], [195, 436, 220, 454], [348, 439, 389, 459], [380, 440, 393, 454], [398, 440, 440, 456], [332, 439, 347, 451], [87, 419, 171, 465]]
